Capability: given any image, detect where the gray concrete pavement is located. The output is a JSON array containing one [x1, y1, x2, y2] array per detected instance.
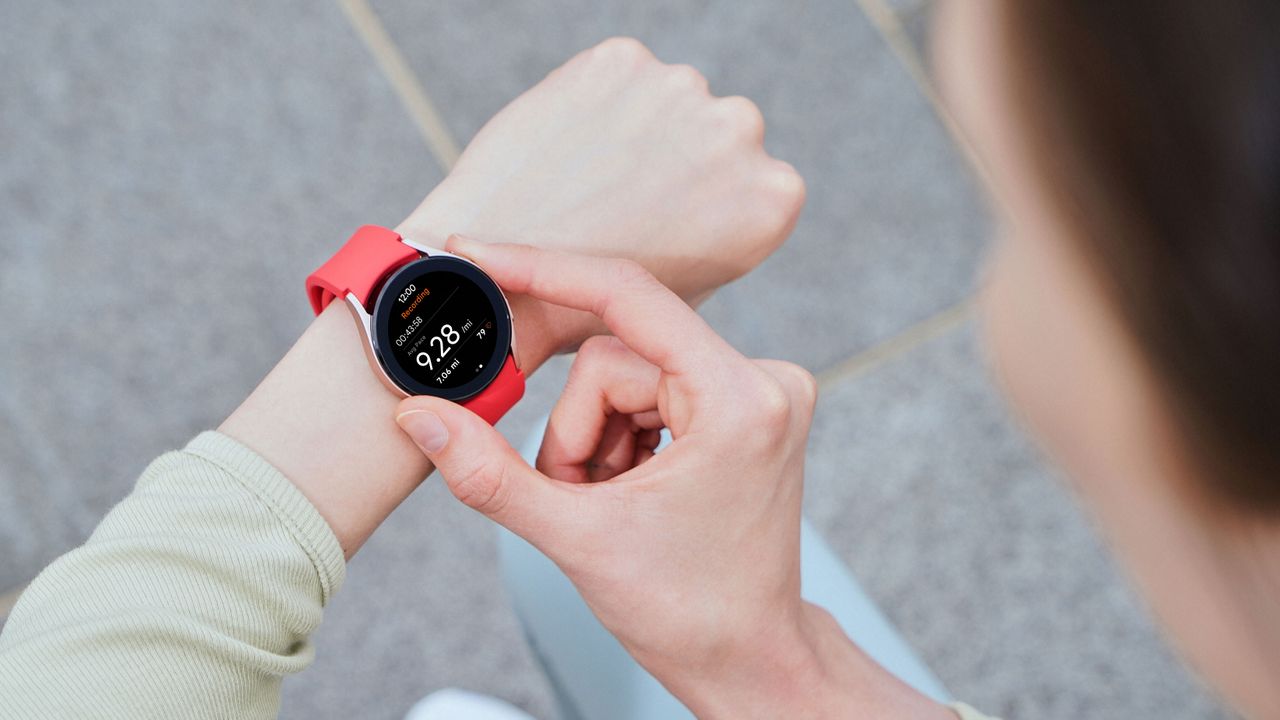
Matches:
[[805, 322, 1227, 718], [0, 1, 1230, 718]]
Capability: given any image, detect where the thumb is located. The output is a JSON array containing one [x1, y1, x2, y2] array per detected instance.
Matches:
[[395, 396, 566, 541]]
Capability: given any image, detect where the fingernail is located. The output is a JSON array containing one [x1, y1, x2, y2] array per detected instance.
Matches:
[[396, 410, 449, 454]]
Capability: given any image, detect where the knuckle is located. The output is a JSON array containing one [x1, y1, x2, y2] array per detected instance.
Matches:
[[610, 257, 657, 291], [777, 362, 819, 412], [578, 334, 619, 359], [752, 373, 793, 432], [665, 63, 709, 93], [715, 95, 766, 142], [768, 160, 807, 209], [449, 460, 512, 517], [573, 335, 622, 374], [592, 258, 658, 321], [748, 161, 805, 243], [592, 36, 653, 65]]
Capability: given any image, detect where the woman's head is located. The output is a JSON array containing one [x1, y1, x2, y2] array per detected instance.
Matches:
[[934, 1, 1280, 715]]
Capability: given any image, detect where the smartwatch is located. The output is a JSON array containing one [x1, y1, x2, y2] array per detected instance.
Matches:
[[306, 225, 524, 424]]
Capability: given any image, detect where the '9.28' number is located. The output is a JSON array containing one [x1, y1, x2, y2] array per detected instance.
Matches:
[[415, 324, 461, 370]]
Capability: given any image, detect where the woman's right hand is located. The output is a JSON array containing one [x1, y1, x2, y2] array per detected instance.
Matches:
[[395, 240, 948, 719]]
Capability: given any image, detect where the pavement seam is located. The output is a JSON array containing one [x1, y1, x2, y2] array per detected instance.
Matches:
[[337, 0, 462, 170], [848, 0, 995, 195], [815, 297, 976, 390]]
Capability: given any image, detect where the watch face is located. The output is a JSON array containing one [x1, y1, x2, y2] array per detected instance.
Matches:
[[371, 256, 512, 400]]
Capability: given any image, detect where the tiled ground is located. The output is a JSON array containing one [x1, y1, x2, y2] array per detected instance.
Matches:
[[370, 0, 988, 371], [0, 1, 1230, 719]]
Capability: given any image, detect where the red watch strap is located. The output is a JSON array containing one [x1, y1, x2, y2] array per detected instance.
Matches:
[[461, 353, 525, 424], [306, 225, 420, 314], [307, 224, 524, 425]]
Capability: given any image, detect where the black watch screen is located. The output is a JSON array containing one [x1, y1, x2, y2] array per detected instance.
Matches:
[[372, 256, 511, 400]]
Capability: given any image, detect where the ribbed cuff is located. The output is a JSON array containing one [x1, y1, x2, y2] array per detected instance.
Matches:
[[182, 431, 346, 605]]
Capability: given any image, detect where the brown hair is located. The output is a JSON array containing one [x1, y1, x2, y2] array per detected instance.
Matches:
[[1001, 2, 1280, 509]]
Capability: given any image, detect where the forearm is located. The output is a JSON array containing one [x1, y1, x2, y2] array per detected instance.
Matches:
[[0, 223, 562, 717], [219, 253, 562, 559]]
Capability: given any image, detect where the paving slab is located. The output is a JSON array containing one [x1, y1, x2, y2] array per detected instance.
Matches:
[[804, 321, 1231, 719], [369, 0, 992, 373]]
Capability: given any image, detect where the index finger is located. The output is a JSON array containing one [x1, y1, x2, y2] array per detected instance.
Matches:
[[447, 236, 740, 376]]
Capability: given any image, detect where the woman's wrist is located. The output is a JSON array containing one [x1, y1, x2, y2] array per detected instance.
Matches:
[[397, 202, 602, 360], [652, 603, 832, 720], [219, 282, 557, 559], [656, 603, 952, 720], [219, 302, 429, 558]]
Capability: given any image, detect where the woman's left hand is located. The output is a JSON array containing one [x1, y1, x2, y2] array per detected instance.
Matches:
[[396, 38, 805, 364]]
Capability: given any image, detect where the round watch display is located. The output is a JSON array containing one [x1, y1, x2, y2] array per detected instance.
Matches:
[[371, 255, 512, 400]]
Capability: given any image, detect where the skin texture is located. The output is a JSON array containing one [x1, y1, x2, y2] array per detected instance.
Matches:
[[399, 37, 804, 352], [219, 37, 805, 559], [934, 2, 1280, 717], [397, 242, 950, 720]]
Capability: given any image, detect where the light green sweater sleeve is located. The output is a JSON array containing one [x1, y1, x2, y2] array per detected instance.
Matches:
[[0, 431, 1002, 720], [0, 431, 346, 720]]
